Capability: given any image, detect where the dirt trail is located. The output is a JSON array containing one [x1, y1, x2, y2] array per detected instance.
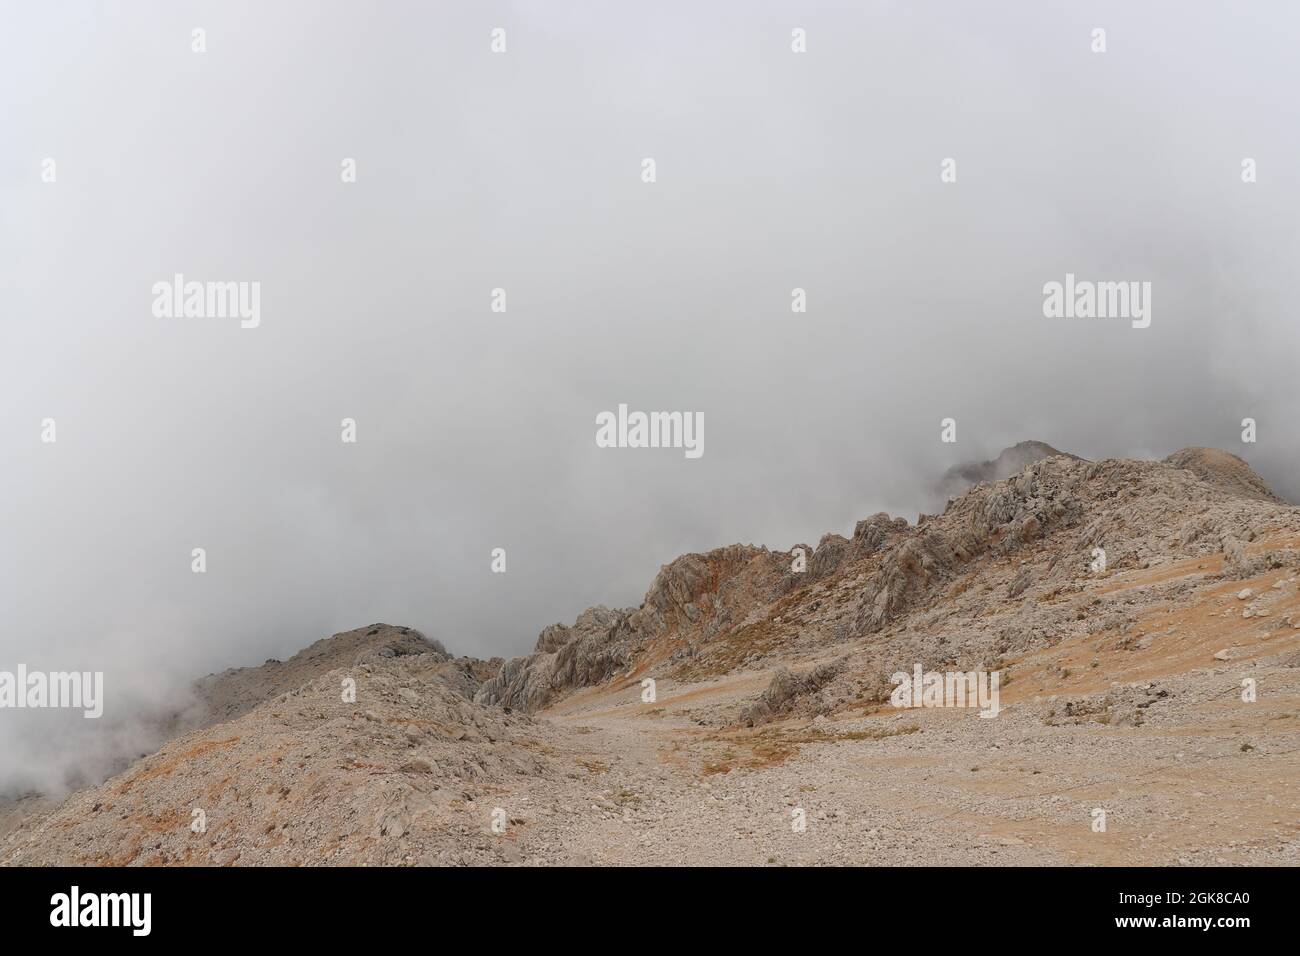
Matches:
[[522, 674, 1300, 865]]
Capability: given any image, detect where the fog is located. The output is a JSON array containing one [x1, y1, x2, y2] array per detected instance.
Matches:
[[3, 0, 1298, 793]]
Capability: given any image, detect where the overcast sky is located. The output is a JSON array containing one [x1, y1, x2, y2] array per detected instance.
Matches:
[[3, 0, 1299, 792]]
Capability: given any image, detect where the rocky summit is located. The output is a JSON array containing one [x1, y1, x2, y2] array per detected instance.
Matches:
[[3, 446, 1299, 866]]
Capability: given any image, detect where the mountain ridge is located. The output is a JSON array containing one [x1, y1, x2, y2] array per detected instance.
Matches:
[[4, 444, 1299, 866]]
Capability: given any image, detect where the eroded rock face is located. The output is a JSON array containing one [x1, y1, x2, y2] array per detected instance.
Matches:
[[475, 606, 639, 712], [808, 534, 849, 580]]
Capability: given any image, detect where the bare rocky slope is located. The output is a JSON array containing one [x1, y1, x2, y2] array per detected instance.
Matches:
[[477, 445, 1299, 724], [4, 445, 1299, 866]]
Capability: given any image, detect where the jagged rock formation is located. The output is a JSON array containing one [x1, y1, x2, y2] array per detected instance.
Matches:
[[475, 544, 791, 711], [477, 447, 1300, 720], [475, 606, 641, 712]]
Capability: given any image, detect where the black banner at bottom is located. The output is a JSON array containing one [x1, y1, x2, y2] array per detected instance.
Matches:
[[0, 865, 1277, 942]]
